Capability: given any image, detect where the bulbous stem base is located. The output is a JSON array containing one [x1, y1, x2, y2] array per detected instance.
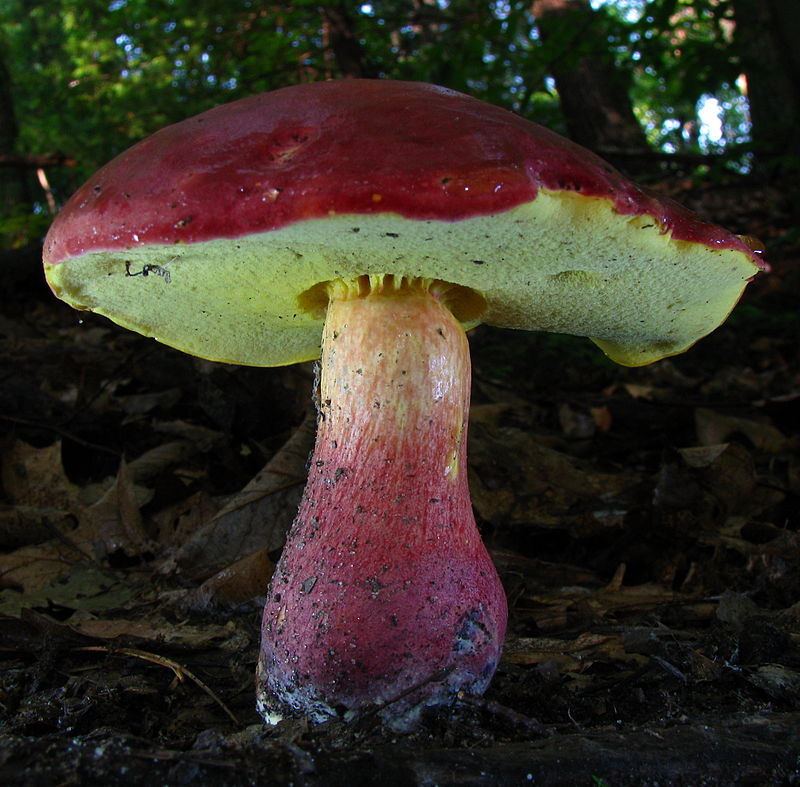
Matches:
[[256, 277, 507, 729]]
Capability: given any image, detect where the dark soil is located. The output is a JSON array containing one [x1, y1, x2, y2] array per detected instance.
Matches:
[[1, 178, 799, 785]]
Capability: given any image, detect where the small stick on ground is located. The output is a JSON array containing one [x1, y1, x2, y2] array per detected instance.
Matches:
[[74, 645, 241, 726]]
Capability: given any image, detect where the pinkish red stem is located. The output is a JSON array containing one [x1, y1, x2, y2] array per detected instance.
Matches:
[[257, 276, 507, 728]]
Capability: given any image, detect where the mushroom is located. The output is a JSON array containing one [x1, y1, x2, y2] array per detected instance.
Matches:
[[43, 80, 766, 728]]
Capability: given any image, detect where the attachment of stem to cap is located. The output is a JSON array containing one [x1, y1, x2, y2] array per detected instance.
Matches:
[[298, 274, 487, 324]]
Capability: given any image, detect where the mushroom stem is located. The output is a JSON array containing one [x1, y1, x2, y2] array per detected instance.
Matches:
[[256, 275, 507, 728]]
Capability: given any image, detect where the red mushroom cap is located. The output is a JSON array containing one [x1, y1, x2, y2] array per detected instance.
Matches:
[[44, 80, 764, 262], [44, 80, 766, 367]]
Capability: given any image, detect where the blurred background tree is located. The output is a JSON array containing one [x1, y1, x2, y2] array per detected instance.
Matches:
[[1, 0, 797, 250]]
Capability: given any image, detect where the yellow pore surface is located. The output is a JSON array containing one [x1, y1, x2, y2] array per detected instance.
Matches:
[[45, 190, 761, 367]]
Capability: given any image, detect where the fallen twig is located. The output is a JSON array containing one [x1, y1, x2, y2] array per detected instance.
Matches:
[[74, 645, 241, 726]]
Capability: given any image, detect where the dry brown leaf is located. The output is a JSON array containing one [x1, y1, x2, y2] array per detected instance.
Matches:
[[84, 458, 153, 556], [503, 631, 647, 671], [590, 406, 613, 432], [678, 443, 730, 468], [468, 403, 515, 426], [695, 407, 788, 453], [7, 562, 141, 614], [0, 455, 155, 600], [699, 443, 782, 521], [623, 383, 657, 400], [127, 440, 197, 483], [66, 616, 236, 649], [118, 387, 182, 417], [187, 547, 274, 609], [174, 412, 314, 580], [469, 424, 637, 531], [700, 516, 797, 559], [152, 419, 224, 451], [0, 541, 88, 595], [558, 403, 595, 440], [152, 491, 220, 549], [1, 440, 80, 510], [0, 504, 75, 549], [518, 564, 717, 632]]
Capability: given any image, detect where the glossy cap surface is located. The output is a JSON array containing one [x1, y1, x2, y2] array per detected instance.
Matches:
[[44, 80, 766, 366]]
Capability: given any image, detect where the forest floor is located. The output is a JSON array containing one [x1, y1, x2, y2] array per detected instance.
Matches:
[[1, 175, 799, 785]]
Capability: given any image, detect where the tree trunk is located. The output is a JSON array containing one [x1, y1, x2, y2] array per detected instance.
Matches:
[[0, 46, 32, 216], [531, 0, 649, 173], [732, 0, 800, 178], [320, 3, 371, 79]]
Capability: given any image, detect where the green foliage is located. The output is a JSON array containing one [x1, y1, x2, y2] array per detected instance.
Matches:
[[1, 0, 565, 232], [0, 205, 51, 249], [0, 0, 778, 249], [628, 1, 749, 157]]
